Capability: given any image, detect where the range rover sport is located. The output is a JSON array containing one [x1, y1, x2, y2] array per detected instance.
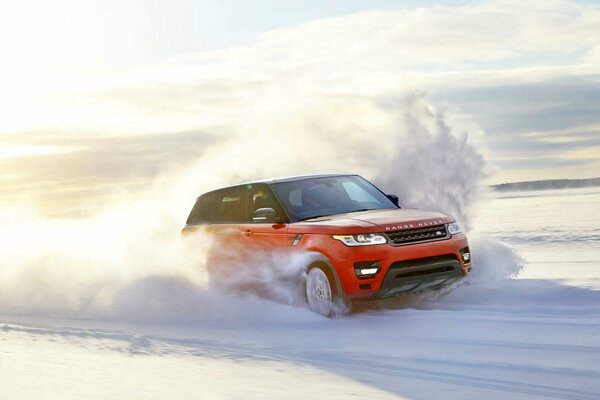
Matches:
[[182, 174, 471, 316]]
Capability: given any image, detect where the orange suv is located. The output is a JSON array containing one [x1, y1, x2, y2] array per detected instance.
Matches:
[[182, 174, 471, 316]]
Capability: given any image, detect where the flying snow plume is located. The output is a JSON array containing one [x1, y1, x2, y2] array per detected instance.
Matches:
[[171, 92, 486, 228], [0, 91, 520, 321]]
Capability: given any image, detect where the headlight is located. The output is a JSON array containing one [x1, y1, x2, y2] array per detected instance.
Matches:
[[332, 233, 387, 246], [447, 222, 462, 235]]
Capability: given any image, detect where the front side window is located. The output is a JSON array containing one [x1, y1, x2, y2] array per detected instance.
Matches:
[[247, 184, 286, 222], [271, 175, 397, 222]]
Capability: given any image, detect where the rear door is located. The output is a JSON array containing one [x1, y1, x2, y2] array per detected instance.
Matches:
[[210, 186, 250, 256], [184, 186, 250, 275], [185, 184, 294, 271]]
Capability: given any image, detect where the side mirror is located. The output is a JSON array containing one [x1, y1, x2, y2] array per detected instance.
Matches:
[[252, 207, 282, 223], [386, 194, 400, 207]]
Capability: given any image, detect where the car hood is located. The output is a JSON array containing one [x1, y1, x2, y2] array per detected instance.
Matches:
[[290, 208, 453, 235]]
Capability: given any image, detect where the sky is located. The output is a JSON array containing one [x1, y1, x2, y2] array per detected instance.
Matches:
[[0, 0, 599, 216]]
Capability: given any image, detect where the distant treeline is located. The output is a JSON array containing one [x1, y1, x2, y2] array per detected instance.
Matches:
[[491, 177, 600, 192]]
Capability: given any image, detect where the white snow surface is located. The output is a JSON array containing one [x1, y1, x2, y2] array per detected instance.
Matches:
[[2, 187, 600, 399]]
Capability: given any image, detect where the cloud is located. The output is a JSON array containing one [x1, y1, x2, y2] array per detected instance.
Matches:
[[2, 0, 600, 209], [6, 1, 599, 131], [435, 75, 600, 133], [0, 130, 226, 216]]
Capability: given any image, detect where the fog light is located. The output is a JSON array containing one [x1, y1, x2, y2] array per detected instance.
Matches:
[[460, 247, 471, 263], [359, 268, 378, 275], [353, 261, 381, 279]]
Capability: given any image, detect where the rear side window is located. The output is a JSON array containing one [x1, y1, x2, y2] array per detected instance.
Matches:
[[186, 192, 218, 224], [186, 187, 247, 224], [215, 193, 244, 222]]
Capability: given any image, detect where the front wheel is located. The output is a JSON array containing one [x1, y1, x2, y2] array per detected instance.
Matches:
[[306, 266, 336, 317]]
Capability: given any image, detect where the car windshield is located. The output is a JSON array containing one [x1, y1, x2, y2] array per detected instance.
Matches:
[[271, 175, 397, 222]]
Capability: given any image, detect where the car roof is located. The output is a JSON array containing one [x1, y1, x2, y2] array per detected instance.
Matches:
[[198, 173, 358, 197], [249, 173, 357, 185]]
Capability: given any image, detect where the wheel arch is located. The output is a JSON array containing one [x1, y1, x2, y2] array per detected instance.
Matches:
[[305, 252, 344, 300]]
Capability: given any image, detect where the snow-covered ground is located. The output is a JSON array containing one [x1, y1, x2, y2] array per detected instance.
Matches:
[[2, 187, 599, 399]]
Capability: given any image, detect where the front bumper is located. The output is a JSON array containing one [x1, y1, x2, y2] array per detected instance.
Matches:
[[329, 233, 470, 299], [373, 254, 462, 298]]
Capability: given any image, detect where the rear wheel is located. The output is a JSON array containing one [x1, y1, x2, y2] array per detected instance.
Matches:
[[306, 266, 335, 316]]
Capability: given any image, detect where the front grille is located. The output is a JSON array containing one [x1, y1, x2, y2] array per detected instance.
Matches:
[[385, 224, 448, 245]]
